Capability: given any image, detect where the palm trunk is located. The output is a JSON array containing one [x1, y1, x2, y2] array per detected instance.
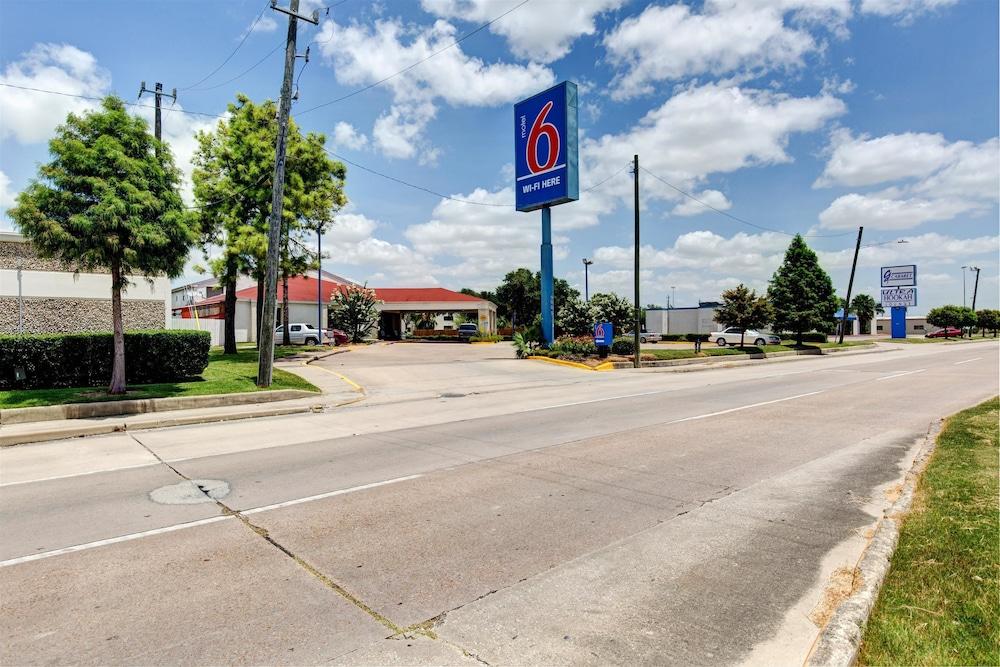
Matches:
[[282, 271, 290, 345], [109, 260, 126, 395], [223, 268, 237, 355]]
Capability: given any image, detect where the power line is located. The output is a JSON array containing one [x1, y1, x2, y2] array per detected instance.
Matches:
[[183, 172, 271, 211], [184, 40, 286, 93], [0, 82, 225, 118], [178, 0, 272, 91], [296, 0, 532, 117], [639, 164, 854, 239]]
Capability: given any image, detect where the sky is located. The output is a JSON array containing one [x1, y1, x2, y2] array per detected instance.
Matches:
[[1, 0, 997, 314]]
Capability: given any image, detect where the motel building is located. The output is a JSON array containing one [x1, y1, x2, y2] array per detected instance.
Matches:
[[172, 274, 497, 344]]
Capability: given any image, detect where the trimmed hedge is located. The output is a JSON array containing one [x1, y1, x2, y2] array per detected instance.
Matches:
[[611, 336, 635, 355], [0, 330, 211, 390], [685, 333, 711, 342], [777, 332, 828, 343]]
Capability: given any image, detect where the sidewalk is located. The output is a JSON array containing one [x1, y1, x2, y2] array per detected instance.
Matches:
[[0, 350, 363, 447]]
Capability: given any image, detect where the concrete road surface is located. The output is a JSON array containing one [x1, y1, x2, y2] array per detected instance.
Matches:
[[1, 341, 997, 665]]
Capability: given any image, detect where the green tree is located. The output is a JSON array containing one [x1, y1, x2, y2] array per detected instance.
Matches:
[[330, 284, 381, 343], [495, 268, 538, 328], [557, 296, 597, 336], [590, 292, 634, 334], [976, 309, 1000, 337], [850, 293, 877, 334], [715, 284, 774, 348], [9, 97, 194, 394], [927, 305, 976, 337], [767, 235, 839, 346]]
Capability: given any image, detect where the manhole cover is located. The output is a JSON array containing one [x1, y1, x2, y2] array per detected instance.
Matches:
[[149, 479, 230, 505]]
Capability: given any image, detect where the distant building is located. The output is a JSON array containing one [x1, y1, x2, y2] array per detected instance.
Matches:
[[874, 315, 929, 336], [0, 231, 170, 335], [645, 301, 721, 335]]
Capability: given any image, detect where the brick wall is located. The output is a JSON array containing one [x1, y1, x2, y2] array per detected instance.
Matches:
[[0, 240, 110, 273], [0, 297, 165, 334]]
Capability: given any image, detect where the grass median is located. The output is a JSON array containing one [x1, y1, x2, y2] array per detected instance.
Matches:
[[0, 347, 319, 409], [641, 340, 872, 361], [858, 397, 999, 666]]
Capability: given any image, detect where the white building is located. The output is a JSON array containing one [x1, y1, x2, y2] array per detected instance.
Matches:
[[645, 302, 722, 335]]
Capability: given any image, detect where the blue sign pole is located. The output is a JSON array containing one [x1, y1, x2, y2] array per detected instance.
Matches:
[[891, 306, 907, 339], [541, 206, 554, 345]]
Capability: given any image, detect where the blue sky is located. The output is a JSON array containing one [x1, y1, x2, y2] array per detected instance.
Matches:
[[1, 0, 997, 313]]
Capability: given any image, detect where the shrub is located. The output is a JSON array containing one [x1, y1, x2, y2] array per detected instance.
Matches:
[[611, 336, 635, 355], [659, 334, 685, 341], [552, 336, 598, 356], [470, 334, 503, 343], [798, 332, 829, 343], [686, 333, 711, 342], [0, 330, 211, 390]]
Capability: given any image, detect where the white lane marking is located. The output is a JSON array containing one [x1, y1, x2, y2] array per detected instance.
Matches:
[[0, 462, 160, 488], [953, 357, 982, 365], [0, 516, 232, 568], [0, 474, 422, 568], [875, 369, 926, 381], [665, 391, 824, 424], [242, 474, 423, 515]]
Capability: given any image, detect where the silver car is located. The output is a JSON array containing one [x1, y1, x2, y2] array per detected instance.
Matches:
[[709, 327, 781, 346], [275, 323, 327, 345]]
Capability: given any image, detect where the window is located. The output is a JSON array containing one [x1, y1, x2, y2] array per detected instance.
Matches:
[[877, 325, 884, 331], [291, 325, 301, 332], [443, 313, 454, 321], [913, 325, 924, 330]]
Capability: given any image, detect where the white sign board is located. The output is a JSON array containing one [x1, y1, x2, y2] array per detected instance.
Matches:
[[882, 287, 917, 308], [881, 265, 917, 288]]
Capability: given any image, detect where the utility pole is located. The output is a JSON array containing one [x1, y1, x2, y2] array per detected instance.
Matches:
[[257, 0, 319, 387], [961, 265, 968, 307], [970, 266, 981, 311], [632, 154, 640, 369], [138, 81, 176, 143], [582, 258, 593, 301], [838, 226, 863, 344], [317, 224, 324, 335]]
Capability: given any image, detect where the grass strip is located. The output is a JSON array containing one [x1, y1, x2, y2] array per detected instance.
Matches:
[[859, 397, 999, 666]]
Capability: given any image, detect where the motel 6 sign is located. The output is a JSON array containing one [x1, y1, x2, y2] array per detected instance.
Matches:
[[514, 81, 580, 212]]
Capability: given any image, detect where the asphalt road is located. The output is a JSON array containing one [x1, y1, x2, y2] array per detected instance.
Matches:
[[1, 341, 997, 665]]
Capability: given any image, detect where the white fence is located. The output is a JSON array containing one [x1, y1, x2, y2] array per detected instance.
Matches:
[[170, 318, 248, 346]]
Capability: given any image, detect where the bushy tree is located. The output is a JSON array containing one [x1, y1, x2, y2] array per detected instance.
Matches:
[[926, 305, 976, 337], [558, 296, 597, 336], [767, 235, 839, 346], [495, 268, 537, 327], [715, 284, 773, 348], [850, 293, 877, 334], [9, 97, 194, 394], [976, 309, 1000, 337], [330, 284, 381, 343], [590, 292, 634, 334]]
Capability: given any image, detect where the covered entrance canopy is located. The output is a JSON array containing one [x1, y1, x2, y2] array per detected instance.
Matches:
[[373, 288, 497, 340]]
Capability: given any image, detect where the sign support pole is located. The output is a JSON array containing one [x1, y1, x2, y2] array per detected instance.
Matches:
[[540, 205, 554, 346]]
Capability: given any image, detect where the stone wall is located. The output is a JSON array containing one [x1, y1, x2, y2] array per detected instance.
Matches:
[[0, 241, 109, 273], [0, 298, 165, 334]]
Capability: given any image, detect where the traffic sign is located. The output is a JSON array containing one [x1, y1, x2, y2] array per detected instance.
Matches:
[[514, 81, 579, 212], [594, 322, 613, 346], [881, 265, 917, 288], [882, 287, 917, 307]]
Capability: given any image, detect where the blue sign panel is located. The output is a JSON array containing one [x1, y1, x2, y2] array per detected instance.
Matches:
[[514, 81, 579, 212], [891, 306, 907, 339], [594, 322, 613, 346]]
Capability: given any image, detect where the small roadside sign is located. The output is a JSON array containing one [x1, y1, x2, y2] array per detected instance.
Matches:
[[594, 322, 613, 346], [882, 287, 917, 308]]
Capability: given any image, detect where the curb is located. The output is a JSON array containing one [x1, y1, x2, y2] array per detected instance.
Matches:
[[609, 345, 882, 370], [527, 356, 615, 372], [806, 419, 943, 667]]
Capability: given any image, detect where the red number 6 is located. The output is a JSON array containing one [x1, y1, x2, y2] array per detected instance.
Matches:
[[527, 101, 560, 174]]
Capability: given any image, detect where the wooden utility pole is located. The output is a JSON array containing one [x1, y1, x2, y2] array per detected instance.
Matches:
[[633, 154, 640, 369], [257, 0, 318, 387], [138, 81, 176, 143], [838, 226, 863, 344]]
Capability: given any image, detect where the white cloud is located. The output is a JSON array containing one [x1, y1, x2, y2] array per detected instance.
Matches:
[[0, 43, 110, 143], [420, 0, 624, 63], [671, 190, 732, 217], [817, 134, 999, 230], [331, 121, 369, 150], [603, 0, 851, 99], [0, 170, 15, 228], [241, 14, 278, 38], [818, 232, 999, 270], [315, 17, 553, 160], [860, 0, 958, 24]]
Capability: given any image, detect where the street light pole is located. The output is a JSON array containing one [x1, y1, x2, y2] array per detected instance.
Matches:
[[961, 265, 968, 307], [582, 258, 593, 301], [839, 226, 863, 345]]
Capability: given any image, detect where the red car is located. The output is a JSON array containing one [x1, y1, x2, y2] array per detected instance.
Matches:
[[326, 328, 349, 346], [925, 326, 962, 338]]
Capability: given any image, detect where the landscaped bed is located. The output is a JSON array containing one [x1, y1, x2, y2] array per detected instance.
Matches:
[[0, 348, 318, 409]]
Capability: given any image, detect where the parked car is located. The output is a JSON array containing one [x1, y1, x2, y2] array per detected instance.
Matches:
[[709, 327, 781, 347], [457, 323, 479, 339], [925, 326, 962, 338], [639, 331, 662, 344], [275, 323, 328, 345], [328, 328, 349, 346]]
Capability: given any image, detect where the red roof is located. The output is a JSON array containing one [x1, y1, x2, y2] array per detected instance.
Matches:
[[373, 288, 486, 303], [195, 275, 348, 306]]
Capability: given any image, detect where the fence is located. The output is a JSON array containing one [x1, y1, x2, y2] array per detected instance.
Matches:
[[170, 318, 248, 346]]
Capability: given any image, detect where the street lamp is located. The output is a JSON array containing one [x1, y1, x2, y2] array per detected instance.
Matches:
[[582, 258, 593, 301], [961, 265, 968, 307]]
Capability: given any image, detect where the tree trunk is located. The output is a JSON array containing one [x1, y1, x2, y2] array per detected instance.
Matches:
[[796, 330, 803, 346], [282, 270, 290, 346], [223, 268, 237, 355], [255, 277, 263, 348], [740, 330, 745, 348], [109, 260, 127, 395]]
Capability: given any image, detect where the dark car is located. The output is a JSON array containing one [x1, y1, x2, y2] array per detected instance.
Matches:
[[328, 328, 349, 346], [457, 323, 479, 339], [925, 326, 962, 338]]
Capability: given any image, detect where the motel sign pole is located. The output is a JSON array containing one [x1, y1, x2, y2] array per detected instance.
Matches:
[[541, 206, 554, 343]]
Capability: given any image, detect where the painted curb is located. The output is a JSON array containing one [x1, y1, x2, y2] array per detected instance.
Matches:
[[527, 356, 614, 372], [609, 345, 882, 369], [806, 419, 944, 667]]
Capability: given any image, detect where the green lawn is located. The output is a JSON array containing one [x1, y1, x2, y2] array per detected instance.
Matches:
[[642, 341, 873, 361], [0, 348, 319, 409], [887, 336, 999, 344], [859, 398, 999, 666]]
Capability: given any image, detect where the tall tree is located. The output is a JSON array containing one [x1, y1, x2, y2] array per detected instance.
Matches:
[[495, 268, 538, 328], [715, 284, 773, 348], [850, 293, 877, 334], [9, 96, 194, 394], [976, 309, 1000, 337], [767, 235, 839, 346], [926, 305, 976, 337]]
